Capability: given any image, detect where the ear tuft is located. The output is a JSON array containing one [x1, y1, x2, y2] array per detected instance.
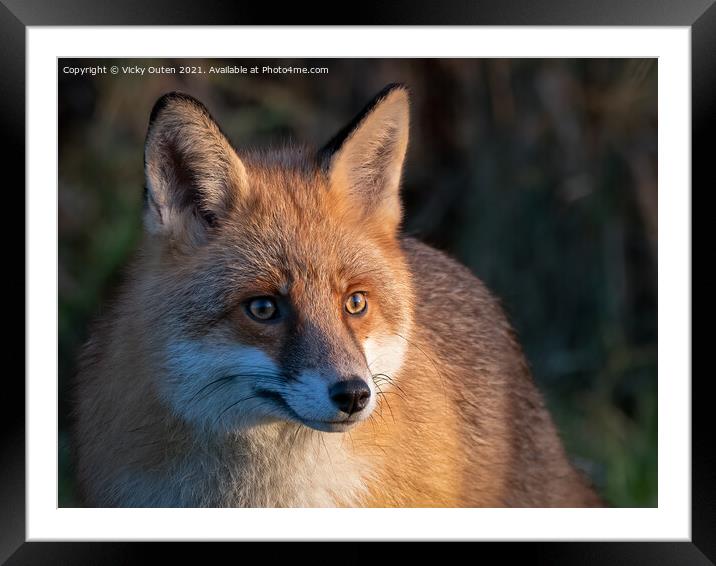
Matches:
[[148, 92, 211, 130], [319, 84, 410, 233], [319, 83, 410, 165], [143, 92, 247, 246]]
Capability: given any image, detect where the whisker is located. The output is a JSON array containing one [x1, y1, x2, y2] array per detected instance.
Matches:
[[374, 387, 396, 424], [372, 373, 408, 399], [213, 393, 265, 427], [366, 415, 387, 457], [189, 370, 286, 405], [189, 375, 236, 403]]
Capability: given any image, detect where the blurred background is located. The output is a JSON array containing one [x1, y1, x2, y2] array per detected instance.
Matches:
[[58, 58, 657, 507]]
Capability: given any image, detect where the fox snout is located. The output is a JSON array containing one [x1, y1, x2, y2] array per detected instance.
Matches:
[[279, 367, 378, 433], [329, 378, 371, 415]]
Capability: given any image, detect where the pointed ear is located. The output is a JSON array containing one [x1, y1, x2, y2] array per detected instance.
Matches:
[[143, 92, 247, 246], [319, 84, 410, 233]]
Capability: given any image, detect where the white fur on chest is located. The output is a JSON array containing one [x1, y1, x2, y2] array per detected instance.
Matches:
[[220, 425, 372, 507], [114, 423, 372, 507]]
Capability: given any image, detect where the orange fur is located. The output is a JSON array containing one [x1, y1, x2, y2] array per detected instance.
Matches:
[[73, 86, 601, 507]]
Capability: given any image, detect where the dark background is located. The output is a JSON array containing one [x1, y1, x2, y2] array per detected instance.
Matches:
[[58, 57, 657, 507]]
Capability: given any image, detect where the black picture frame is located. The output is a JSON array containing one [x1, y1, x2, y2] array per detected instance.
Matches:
[[4, 1, 707, 563]]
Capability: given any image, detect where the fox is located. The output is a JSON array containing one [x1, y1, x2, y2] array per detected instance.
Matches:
[[72, 84, 602, 507]]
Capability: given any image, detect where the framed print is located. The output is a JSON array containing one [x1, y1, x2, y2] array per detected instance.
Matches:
[[4, 0, 707, 563]]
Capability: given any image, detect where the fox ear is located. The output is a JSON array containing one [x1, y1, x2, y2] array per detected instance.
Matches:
[[319, 84, 409, 232], [143, 92, 247, 245]]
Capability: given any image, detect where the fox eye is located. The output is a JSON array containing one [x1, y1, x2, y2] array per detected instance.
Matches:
[[345, 292, 367, 315], [247, 297, 278, 321]]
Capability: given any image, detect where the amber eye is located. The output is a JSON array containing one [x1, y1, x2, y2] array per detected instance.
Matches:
[[247, 297, 278, 321], [345, 292, 368, 315]]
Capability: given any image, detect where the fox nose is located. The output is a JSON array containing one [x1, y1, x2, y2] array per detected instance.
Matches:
[[329, 379, 371, 415]]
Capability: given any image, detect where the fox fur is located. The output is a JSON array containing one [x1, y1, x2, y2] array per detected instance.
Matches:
[[73, 84, 602, 507]]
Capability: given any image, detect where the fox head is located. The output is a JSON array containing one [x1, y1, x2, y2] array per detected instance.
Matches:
[[139, 84, 413, 434]]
